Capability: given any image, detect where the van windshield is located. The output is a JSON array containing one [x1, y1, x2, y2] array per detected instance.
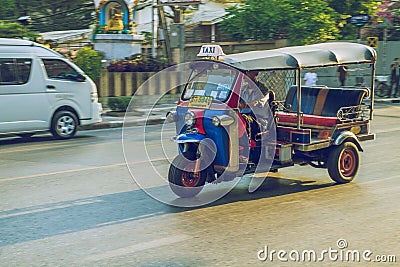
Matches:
[[182, 65, 237, 102]]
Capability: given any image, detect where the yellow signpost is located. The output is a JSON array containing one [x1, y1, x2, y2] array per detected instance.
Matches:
[[366, 36, 378, 48]]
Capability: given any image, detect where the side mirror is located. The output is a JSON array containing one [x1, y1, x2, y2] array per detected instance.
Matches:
[[75, 73, 86, 82], [66, 73, 86, 82]]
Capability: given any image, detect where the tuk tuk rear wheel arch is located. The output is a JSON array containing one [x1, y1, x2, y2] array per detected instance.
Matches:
[[334, 131, 363, 152]]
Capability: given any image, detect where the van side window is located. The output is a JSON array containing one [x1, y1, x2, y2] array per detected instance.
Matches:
[[42, 59, 78, 80], [0, 58, 32, 85]]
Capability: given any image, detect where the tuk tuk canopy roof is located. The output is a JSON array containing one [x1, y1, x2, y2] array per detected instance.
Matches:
[[221, 42, 376, 71]]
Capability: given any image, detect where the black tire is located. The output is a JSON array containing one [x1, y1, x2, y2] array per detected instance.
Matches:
[[51, 110, 78, 139], [375, 82, 388, 97], [168, 151, 207, 198], [327, 142, 360, 183]]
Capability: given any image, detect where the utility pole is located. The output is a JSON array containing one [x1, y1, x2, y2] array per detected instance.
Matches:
[[379, 19, 393, 74], [158, 0, 200, 64], [179, 6, 185, 64], [151, 0, 157, 58], [349, 14, 370, 83], [157, 3, 172, 65]]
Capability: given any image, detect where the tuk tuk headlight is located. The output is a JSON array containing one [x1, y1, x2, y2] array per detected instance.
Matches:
[[212, 115, 234, 127], [184, 111, 196, 126], [212, 116, 221, 126]]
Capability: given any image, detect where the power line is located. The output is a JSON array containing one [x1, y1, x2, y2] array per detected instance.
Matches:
[[29, 2, 94, 21]]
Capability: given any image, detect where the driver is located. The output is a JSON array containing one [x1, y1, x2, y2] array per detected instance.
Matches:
[[238, 71, 274, 164], [240, 71, 270, 137]]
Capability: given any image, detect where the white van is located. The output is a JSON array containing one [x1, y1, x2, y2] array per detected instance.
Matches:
[[0, 38, 102, 139]]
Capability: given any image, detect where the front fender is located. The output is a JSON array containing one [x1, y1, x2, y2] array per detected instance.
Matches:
[[172, 133, 206, 144], [333, 131, 363, 152]]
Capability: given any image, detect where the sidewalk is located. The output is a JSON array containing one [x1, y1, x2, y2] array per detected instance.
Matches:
[[79, 104, 175, 131], [80, 96, 399, 131], [374, 96, 400, 104]]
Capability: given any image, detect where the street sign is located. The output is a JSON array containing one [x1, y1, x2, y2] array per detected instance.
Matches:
[[366, 36, 378, 48], [349, 14, 370, 27], [159, 0, 201, 6], [170, 23, 184, 48]]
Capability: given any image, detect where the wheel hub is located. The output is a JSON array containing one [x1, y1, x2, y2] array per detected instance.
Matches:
[[340, 149, 356, 176], [57, 116, 75, 136], [182, 171, 200, 187]]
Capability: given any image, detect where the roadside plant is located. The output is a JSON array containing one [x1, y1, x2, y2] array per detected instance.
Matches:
[[73, 46, 103, 81]]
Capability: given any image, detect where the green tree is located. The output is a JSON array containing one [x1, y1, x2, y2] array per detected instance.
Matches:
[[219, 0, 387, 44], [221, 0, 340, 45], [283, 0, 340, 45], [0, 21, 32, 38], [73, 46, 103, 81], [326, 0, 379, 40], [0, 0, 16, 19], [365, 0, 400, 40], [326, 0, 375, 15], [4, 0, 95, 32]]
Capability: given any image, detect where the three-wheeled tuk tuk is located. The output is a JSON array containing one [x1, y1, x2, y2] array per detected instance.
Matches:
[[166, 42, 377, 198]]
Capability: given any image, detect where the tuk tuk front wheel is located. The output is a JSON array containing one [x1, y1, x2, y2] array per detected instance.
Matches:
[[327, 142, 360, 183], [168, 152, 207, 198]]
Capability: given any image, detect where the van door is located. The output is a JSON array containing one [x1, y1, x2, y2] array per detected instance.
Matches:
[[0, 56, 50, 134], [41, 58, 92, 121]]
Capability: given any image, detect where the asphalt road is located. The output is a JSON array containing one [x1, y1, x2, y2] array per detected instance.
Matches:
[[0, 102, 399, 266]]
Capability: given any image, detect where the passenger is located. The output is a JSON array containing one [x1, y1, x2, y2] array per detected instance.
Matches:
[[303, 68, 318, 86], [390, 58, 399, 98], [337, 66, 348, 86]]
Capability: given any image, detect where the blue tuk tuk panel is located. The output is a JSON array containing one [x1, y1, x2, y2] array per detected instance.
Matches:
[[175, 105, 230, 167]]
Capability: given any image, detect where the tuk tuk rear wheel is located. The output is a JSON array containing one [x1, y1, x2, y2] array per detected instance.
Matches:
[[168, 151, 207, 198], [327, 142, 359, 183]]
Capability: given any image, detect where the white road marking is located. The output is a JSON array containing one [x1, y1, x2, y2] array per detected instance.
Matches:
[[0, 200, 102, 219], [95, 212, 165, 227], [85, 234, 190, 261], [0, 158, 168, 183]]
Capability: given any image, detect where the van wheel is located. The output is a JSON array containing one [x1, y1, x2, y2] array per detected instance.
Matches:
[[51, 111, 78, 139], [327, 142, 359, 183]]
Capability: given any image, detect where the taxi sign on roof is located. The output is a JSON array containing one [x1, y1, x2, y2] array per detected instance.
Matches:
[[197, 45, 225, 57]]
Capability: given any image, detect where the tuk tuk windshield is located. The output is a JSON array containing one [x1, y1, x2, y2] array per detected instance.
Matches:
[[182, 65, 237, 102]]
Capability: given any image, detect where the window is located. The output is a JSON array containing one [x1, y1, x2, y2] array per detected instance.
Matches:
[[0, 58, 32, 85], [42, 59, 78, 80]]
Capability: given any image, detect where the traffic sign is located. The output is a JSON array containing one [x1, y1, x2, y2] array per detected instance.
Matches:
[[349, 14, 370, 27], [366, 36, 378, 48], [159, 0, 201, 6]]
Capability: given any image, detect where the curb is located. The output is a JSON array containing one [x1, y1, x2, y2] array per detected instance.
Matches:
[[374, 97, 400, 104], [79, 116, 165, 131]]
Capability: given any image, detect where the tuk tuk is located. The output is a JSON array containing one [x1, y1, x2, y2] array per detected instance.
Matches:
[[166, 42, 376, 198]]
